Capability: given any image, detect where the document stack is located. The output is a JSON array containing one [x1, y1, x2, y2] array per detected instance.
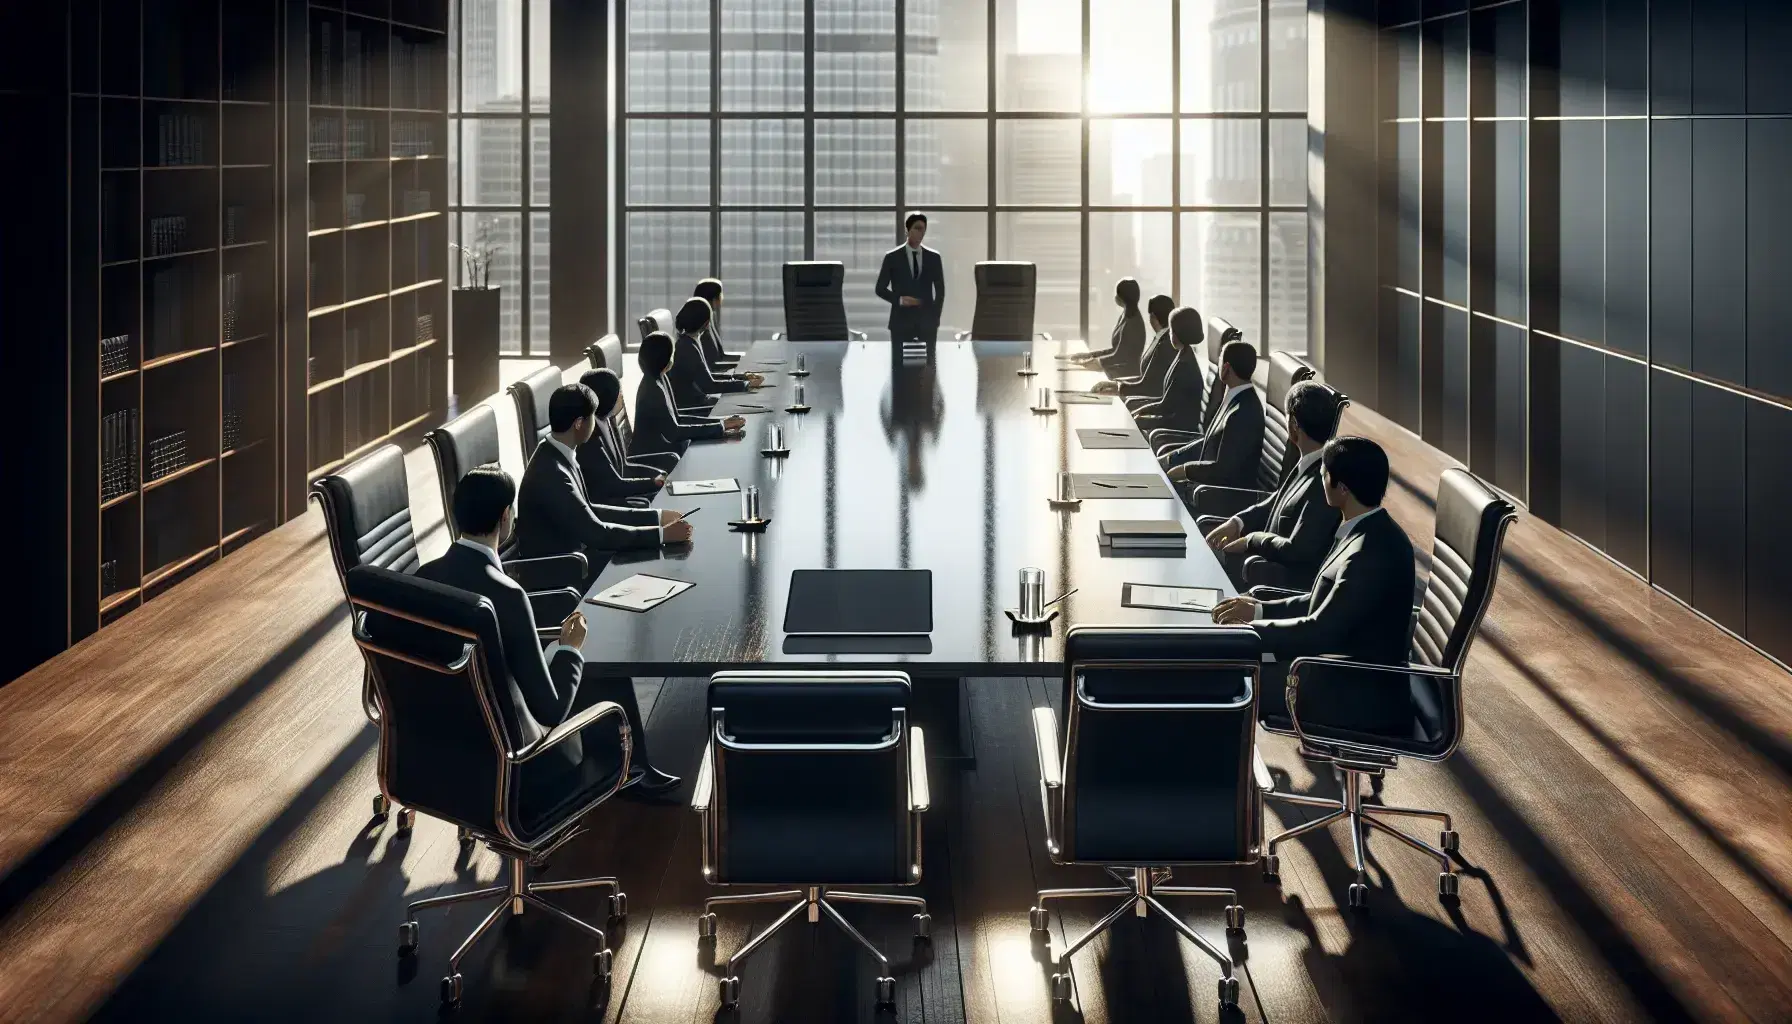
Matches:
[[101, 334, 133, 377], [309, 115, 340, 160], [345, 118, 374, 159], [223, 272, 242, 342], [415, 313, 433, 344], [101, 408, 139, 502], [147, 431, 189, 482], [1097, 519, 1188, 554], [148, 215, 189, 257], [156, 113, 206, 166], [149, 267, 184, 357], [224, 205, 245, 246], [223, 373, 242, 451]]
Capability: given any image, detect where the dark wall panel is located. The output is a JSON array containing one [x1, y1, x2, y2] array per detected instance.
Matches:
[[1747, 120, 1792, 400], [1747, 400, 1792, 663], [1651, 119, 1693, 370], [1489, 1, 1526, 118], [1691, 382, 1749, 632], [1398, 122, 1422, 291], [1691, 120, 1747, 385], [1441, 306, 1469, 461], [1559, 342, 1606, 547], [1556, 0, 1604, 117], [1493, 121, 1525, 320], [1749, 0, 1792, 114], [1693, 0, 1748, 115], [1651, 370, 1695, 602], [1493, 321, 1527, 499], [1441, 122, 1468, 304], [1557, 121, 1604, 344], [1604, 0, 1648, 115], [1395, 290, 1424, 431], [1604, 356, 1648, 574], [1604, 120, 1647, 358]]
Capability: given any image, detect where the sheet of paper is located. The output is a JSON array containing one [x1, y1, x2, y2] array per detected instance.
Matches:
[[1125, 584, 1223, 613], [667, 478, 740, 495], [1054, 390, 1112, 404], [586, 574, 694, 613]]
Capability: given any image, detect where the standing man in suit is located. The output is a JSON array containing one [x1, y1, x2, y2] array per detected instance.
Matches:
[[1199, 381, 1347, 589], [517, 383, 694, 568], [1212, 436, 1417, 734], [1164, 339, 1265, 488], [876, 212, 945, 346], [416, 465, 681, 802]]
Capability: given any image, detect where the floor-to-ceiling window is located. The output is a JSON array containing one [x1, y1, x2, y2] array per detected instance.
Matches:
[[620, 0, 1307, 352], [450, 0, 550, 355]]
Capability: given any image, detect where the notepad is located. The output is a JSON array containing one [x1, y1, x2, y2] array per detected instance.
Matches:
[[1070, 473, 1174, 499], [586, 574, 694, 613], [1098, 519, 1188, 552], [1055, 390, 1112, 404], [1076, 428, 1151, 450], [1122, 583, 1223, 613], [667, 478, 740, 495]]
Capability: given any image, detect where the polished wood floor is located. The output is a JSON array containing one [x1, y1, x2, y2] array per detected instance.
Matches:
[[1, 368, 1789, 1022]]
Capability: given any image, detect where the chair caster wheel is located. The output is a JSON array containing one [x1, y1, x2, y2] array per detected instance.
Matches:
[[610, 892, 629, 919], [397, 920, 419, 956], [395, 808, 416, 835], [440, 973, 463, 1007], [719, 976, 740, 1008], [1225, 904, 1245, 931], [456, 826, 474, 849], [1218, 975, 1240, 1008], [1440, 829, 1460, 853], [1439, 871, 1459, 898], [1347, 882, 1368, 909], [1262, 853, 1280, 882], [698, 913, 717, 939], [1029, 906, 1050, 932], [373, 793, 390, 818], [875, 976, 896, 1007], [593, 948, 613, 982], [913, 913, 932, 940], [1050, 972, 1074, 1002]]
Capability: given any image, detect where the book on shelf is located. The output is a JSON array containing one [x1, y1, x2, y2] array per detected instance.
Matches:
[[146, 430, 189, 482], [101, 407, 139, 501], [1097, 519, 1188, 551], [224, 205, 245, 246], [156, 113, 206, 167], [149, 266, 184, 357], [318, 21, 333, 106], [344, 28, 363, 107], [223, 372, 243, 451], [223, 272, 242, 341], [415, 313, 433, 344], [101, 334, 133, 376], [149, 215, 189, 257]]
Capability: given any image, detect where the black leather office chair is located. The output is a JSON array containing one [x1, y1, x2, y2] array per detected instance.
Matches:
[[1030, 626, 1263, 1012], [423, 403, 587, 596], [1191, 354, 1331, 519], [345, 564, 632, 1007], [955, 261, 1051, 342], [310, 444, 423, 828], [506, 365, 562, 467], [584, 333, 624, 375], [1257, 468, 1516, 908], [690, 671, 931, 1012], [777, 261, 862, 341]]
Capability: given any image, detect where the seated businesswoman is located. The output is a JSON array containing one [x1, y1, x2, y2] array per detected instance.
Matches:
[[632, 330, 746, 461], [692, 278, 744, 370], [668, 298, 764, 411], [577, 367, 668, 506]]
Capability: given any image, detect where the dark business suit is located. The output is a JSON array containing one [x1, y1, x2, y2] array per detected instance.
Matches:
[[516, 439, 661, 565], [1093, 311, 1148, 379], [1197, 454, 1340, 589], [1118, 327, 1175, 403], [1132, 347, 1211, 437], [700, 323, 742, 369], [632, 374, 729, 460], [579, 417, 662, 506], [670, 330, 749, 409], [1163, 387, 1265, 492], [412, 542, 644, 798], [875, 244, 945, 345], [1254, 509, 1417, 733]]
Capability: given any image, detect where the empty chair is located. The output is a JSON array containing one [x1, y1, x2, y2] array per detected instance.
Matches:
[[1030, 625, 1263, 1014], [1191, 350, 1323, 518], [780, 261, 852, 341], [345, 564, 633, 1008], [423, 403, 587, 594], [584, 333, 624, 375], [958, 261, 1042, 341], [507, 365, 563, 467], [691, 671, 931, 1013], [1257, 468, 1517, 909]]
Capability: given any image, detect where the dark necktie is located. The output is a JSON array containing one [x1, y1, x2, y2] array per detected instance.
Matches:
[[910, 248, 920, 280]]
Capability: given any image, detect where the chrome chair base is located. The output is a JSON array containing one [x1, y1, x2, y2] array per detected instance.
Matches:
[[398, 853, 625, 1007], [1263, 762, 1459, 908], [700, 886, 931, 1011], [1029, 867, 1243, 1011]]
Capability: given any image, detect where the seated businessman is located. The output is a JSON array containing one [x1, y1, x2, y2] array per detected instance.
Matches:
[[516, 383, 694, 572], [1211, 436, 1417, 735], [876, 212, 945, 346], [417, 464, 682, 801], [1163, 339, 1265, 489]]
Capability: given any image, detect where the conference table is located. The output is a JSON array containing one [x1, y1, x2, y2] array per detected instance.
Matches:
[[574, 337, 1239, 679]]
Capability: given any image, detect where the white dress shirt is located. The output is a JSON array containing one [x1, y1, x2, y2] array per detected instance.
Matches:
[[456, 538, 581, 664], [1334, 505, 1386, 542]]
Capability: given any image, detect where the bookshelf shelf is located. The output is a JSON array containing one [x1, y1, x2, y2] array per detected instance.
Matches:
[[222, 240, 269, 251], [222, 438, 269, 459], [101, 491, 140, 511], [142, 246, 216, 263], [142, 345, 216, 371], [101, 368, 140, 385], [220, 333, 270, 350], [100, 589, 143, 614], [143, 545, 219, 589], [222, 524, 265, 546], [142, 457, 216, 493]]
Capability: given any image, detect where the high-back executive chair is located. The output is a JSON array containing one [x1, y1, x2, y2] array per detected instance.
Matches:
[[691, 671, 932, 1012], [779, 261, 850, 341], [507, 365, 563, 467], [636, 308, 677, 346], [957, 261, 1048, 341], [423, 403, 587, 596], [1256, 468, 1517, 909], [1190, 352, 1330, 518], [345, 565, 632, 1008], [1030, 626, 1264, 1013], [584, 333, 624, 375]]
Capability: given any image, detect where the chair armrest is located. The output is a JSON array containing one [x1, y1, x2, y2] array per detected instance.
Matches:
[[527, 587, 580, 629], [909, 727, 930, 812], [1192, 485, 1271, 519], [954, 330, 971, 340], [691, 741, 714, 812], [1249, 585, 1307, 602], [849, 329, 868, 340], [1031, 706, 1062, 788], [1283, 657, 1460, 748], [1038, 332, 1054, 342], [1252, 746, 1273, 792], [771, 331, 785, 341], [504, 552, 588, 591], [512, 699, 630, 764]]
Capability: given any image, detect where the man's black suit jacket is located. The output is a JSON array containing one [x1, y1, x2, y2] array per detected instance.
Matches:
[[875, 245, 945, 336], [669, 330, 749, 409], [578, 418, 661, 505], [700, 323, 743, 368], [1255, 508, 1417, 733], [632, 374, 729, 459], [516, 439, 661, 559], [1117, 328, 1175, 399], [1170, 387, 1265, 490], [1235, 455, 1341, 586]]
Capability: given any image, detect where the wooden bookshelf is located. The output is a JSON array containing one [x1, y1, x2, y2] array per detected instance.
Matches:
[[290, 0, 448, 495], [70, 0, 283, 637]]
